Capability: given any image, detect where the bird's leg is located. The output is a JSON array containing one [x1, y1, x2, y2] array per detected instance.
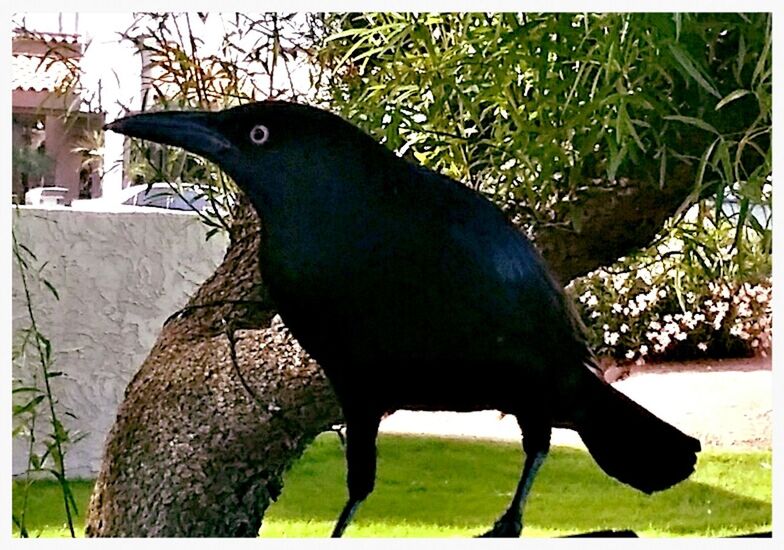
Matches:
[[480, 425, 551, 538], [331, 413, 380, 537], [332, 499, 362, 538]]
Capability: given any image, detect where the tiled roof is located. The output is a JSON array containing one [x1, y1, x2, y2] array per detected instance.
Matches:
[[12, 54, 73, 92], [13, 29, 81, 44]]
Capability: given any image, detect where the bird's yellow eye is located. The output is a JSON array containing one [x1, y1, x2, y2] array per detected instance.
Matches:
[[250, 124, 270, 145]]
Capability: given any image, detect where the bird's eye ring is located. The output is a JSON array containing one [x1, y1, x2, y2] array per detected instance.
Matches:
[[250, 124, 270, 145]]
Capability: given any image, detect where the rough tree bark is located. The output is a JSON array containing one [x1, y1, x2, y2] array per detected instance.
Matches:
[[86, 170, 695, 536]]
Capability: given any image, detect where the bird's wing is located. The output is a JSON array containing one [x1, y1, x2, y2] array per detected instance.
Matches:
[[432, 191, 594, 374]]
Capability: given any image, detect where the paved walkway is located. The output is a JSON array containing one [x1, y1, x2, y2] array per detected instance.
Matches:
[[379, 357, 772, 450]]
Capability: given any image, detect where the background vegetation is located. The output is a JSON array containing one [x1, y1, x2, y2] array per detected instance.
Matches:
[[320, 13, 772, 364]]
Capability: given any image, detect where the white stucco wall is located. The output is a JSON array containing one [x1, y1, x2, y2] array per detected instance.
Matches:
[[11, 206, 229, 477]]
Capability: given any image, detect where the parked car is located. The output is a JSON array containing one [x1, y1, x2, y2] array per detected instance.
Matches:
[[71, 182, 210, 212], [25, 186, 69, 206]]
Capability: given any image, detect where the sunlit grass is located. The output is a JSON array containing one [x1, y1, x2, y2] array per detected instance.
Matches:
[[12, 434, 771, 538]]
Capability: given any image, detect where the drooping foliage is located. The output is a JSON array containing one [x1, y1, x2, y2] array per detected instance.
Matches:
[[321, 13, 771, 277]]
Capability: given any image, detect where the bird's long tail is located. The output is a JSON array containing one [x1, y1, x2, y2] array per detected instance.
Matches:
[[575, 373, 701, 494]]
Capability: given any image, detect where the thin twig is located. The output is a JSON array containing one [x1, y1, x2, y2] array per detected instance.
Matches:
[[221, 318, 263, 407]]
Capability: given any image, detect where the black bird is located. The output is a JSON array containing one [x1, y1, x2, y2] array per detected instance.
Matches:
[[106, 102, 701, 538]]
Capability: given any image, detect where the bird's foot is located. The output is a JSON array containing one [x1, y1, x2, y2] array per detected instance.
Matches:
[[478, 515, 522, 538]]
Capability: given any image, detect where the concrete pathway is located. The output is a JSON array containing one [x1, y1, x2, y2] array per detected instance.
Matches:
[[378, 357, 772, 450]]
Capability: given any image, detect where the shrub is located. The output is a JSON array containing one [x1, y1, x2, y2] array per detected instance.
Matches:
[[569, 214, 771, 365]]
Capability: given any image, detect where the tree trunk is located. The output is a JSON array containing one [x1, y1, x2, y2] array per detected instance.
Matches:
[[86, 171, 695, 536], [85, 202, 342, 536]]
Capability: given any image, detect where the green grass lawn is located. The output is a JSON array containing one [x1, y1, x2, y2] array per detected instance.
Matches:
[[12, 434, 772, 538]]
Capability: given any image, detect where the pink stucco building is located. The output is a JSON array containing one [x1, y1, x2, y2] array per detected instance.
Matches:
[[12, 29, 105, 205]]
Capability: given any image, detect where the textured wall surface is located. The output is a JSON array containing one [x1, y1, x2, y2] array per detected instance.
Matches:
[[11, 206, 228, 477]]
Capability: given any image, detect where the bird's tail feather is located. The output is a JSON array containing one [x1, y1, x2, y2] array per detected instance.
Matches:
[[575, 375, 701, 494]]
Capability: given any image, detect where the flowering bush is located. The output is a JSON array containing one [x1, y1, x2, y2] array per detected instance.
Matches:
[[569, 226, 772, 365]]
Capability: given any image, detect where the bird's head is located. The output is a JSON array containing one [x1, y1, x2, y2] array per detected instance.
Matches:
[[105, 101, 383, 207]]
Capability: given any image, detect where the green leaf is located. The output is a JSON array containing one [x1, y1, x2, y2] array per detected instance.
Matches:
[[43, 279, 60, 301], [674, 269, 686, 314], [607, 143, 627, 182], [733, 198, 749, 250], [39, 335, 52, 363], [715, 89, 750, 111], [570, 203, 584, 234], [12, 386, 43, 394], [672, 137, 719, 222], [715, 140, 734, 185], [52, 417, 68, 441], [663, 115, 720, 135], [751, 20, 771, 86], [714, 181, 725, 226], [667, 43, 721, 98], [625, 114, 647, 153], [695, 138, 720, 194], [13, 395, 45, 416], [18, 242, 37, 261], [746, 212, 766, 236], [734, 33, 746, 85], [673, 13, 681, 42], [658, 147, 667, 189]]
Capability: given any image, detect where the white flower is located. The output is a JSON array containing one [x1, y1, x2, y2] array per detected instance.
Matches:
[[697, 343, 708, 351], [613, 276, 626, 291], [620, 323, 629, 333], [604, 332, 620, 346], [587, 295, 599, 307], [612, 303, 623, 313], [625, 350, 635, 359], [675, 332, 687, 341], [639, 345, 648, 356], [658, 289, 667, 298]]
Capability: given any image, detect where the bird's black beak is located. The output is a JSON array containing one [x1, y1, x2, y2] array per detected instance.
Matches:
[[104, 110, 233, 161]]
